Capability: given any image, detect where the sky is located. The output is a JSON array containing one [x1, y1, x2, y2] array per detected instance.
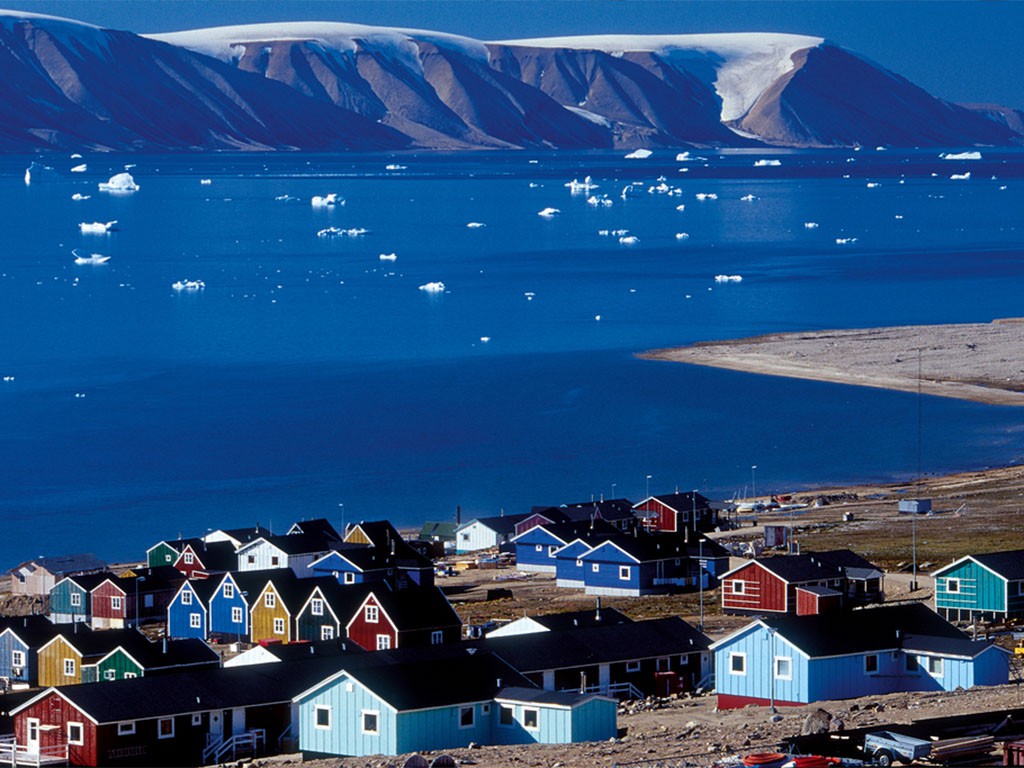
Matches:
[[8, 0, 1024, 108]]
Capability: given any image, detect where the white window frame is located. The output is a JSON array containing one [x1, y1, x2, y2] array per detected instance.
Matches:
[[67, 722, 84, 746], [63, 658, 76, 676], [344, 572, 356, 584], [576, 559, 583, 567], [190, 613, 202, 629], [731, 580, 745, 595], [70, 592, 82, 607], [164, 553, 172, 563], [12, 649, 25, 668], [104, 669, 116, 681], [311, 599, 324, 616], [158, 717, 175, 739], [314, 705, 332, 730], [181, 591, 193, 605], [365, 605, 379, 623], [124, 671, 137, 679], [535, 544, 543, 552], [361, 710, 379, 735], [431, 630, 444, 645], [111, 596, 122, 611], [117, 722, 135, 736], [591, 563, 599, 573], [459, 705, 475, 729], [729, 652, 746, 676], [927, 656, 944, 677], [247, 554, 256, 564], [376, 634, 391, 650], [864, 654, 879, 674], [522, 707, 539, 730], [191, 713, 202, 726], [273, 617, 285, 635], [264, 592, 276, 608], [223, 583, 235, 599], [625, 660, 641, 673], [619, 565, 631, 581], [946, 578, 960, 594], [774, 656, 793, 680], [231, 606, 243, 624], [548, 545, 558, 556], [183, 552, 194, 565], [321, 625, 335, 641]]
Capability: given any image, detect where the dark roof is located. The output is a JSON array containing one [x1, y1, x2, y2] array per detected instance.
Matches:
[[461, 514, 531, 536], [305, 581, 376, 621], [116, 566, 186, 595], [588, 530, 728, 562], [373, 586, 461, 632], [184, 541, 238, 572], [478, 617, 709, 672], [545, 498, 637, 523], [288, 518, 342, 541], [51, 627, 150, 660], [124, 638, 220, 670], [902, 634, 996, 659], [747, 554, 845, 583], [811, 550, 884, 579], [795, 585, 842, 597], [58, 571, 118, 592], [238, 533, 336, 557], [0, 615, 61, 647], [230, 569, 300, 604], [322, 544, 393, 571], [528, 607, 633, 632], [346, 520, 403, 548], [972, 550, 1024, 581], [517, 519, 620, 545], [9, 554, 106, 577], [761, 603, 971, 658], [640, 492, 711, 512], [496, 686, 607, 707], [212, 525, 273, 544], [418, 521, 457, 541], [259, 638, 366, 662]]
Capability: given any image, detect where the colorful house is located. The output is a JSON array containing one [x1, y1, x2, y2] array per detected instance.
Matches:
[[554, 533, 612, 588], [8, 554, 106, 596], [294, 650, 616, 757], [205, 572, 250, 642], [166, 581, 213, 640], [632, 492, 718, 534], [172, 541, 237, 578], [455, 513, 531, 553], [308, 547, 395, 587], [933, 549, 1024, 622], [525, 498, 638, 533], [720, 555, 847, 615], [288, 518, 342, 541], [711, 603, 1010, 709], [294, 583, 371, 643], [512, 520, 619, 574], [0, 616, 60, 688], [236, 533, 336, 576], [345, 587, 461, 651], [49, 573, 113, 624]]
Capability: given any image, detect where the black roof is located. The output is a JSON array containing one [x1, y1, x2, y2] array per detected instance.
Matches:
[[373, 586, 461, 632], [461, 513, 531, 536], [346, 520, 402, 548], [811, 549, 884, 579], [532, 499, 637, 524], [9, 553, 106, 576], [761, 603, 972, 658], [518, 519, 621, 545], [61, 571, 118, 592], [123, 638, 220, 670], [288, 518, 342, 541], [749, 554, 845, 583], [212, 525, 273, 545], [418, 521, 457, 541], [478, 617, 709, 672], [640, 492, 712, 512], [591, 530, 728, 562], [258, 637, 365, 662], [527, 606, 633, 632], [245, 532, 337, 557], [0, 615, 60, 648], [184, 541, 238, 572], [495, 686, 607, 707], [972, 550, 1024, 581]]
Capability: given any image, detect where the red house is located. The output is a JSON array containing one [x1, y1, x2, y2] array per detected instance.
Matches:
[[721, 555, 845, 615], [345, 587, 461, 651], [172, 542, 237, 579], [632, 492, 717, 534], [90, 578, 129, 629]]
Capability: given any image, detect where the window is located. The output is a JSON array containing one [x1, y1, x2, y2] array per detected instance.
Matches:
[[927, 656, 944, 676], [111, 596, 122, 611], [191, 713, 202, 726], [158, 718, 174, 739], [576, 559, 583, 567], [482, 704, 490, 714], [365, 605, 379, 623], [117, 722, 135, 736], [775, 656, 793, 680], [181, 591, 193, 605], [190, 613, 202, 629], [864, 654, 879, 674], [729, 652, 746, 676], [273, 617, 285, 635], [499, 705, 514, 726], [731, 580, 745, 595], [376, 634, 391, 650], [361, 710, 379, 734], [535, 544, 543, 552], [523, 708, 539, 730], [656, 657, 669, 672], [104, 669, 116, 681], [625, 661, 641, 673], [184, 552, 194, 565], [164, 554, 172, 563], [12, 650, 25, 668], [124, 672, 137, 679], [70, 592, 82, 607], [548, 545, 558, 556], [946, 578, 960, 594], [431, 630, 444, 645], [321, 626, 335, 640], [247, 555, 256, 564], [64, 658, 76, 676], [271, 556, 280, 567], [619, 565, 631, 581], [311, 599, 324, 616], [231, 607, 243, 624], [67, 722, 84, 745], [265, 592, 276, 608], [591, 563, 599, 573], [461, 533, 470, 542], [344, 572, 355, 584], [144, 594, 154, 608], [223, 584, 234, 598], [906, 654, 920, 672], [459, 706, 474, 728], [315, 706, 331, 729]]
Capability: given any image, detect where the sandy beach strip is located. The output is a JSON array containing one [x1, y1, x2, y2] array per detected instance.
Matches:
[[640, 319, 1024, 406]]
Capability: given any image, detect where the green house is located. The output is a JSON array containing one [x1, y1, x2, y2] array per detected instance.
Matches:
[[146, 541, 181, 569], [82, 647, 143, 682], [933, 550, 1024, 622]]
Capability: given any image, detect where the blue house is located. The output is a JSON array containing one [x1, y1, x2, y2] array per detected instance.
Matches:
[[49, 573, 112, 624], [0, 616, 59, 687], [206, 572, 250, 642], [294, 650, 616, 757], [308, 547, 394, 587], [932, 549, 1024, 622], [554, 532, 620, 588], [711, 603, 1009, 709], [513, 521, 619, 574], [166, 580, 215, 640]]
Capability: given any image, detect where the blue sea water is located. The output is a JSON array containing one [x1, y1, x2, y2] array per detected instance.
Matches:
[[1, 149, 1022, 565]]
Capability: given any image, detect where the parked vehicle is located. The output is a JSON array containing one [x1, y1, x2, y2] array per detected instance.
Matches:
[[863, 731, 931, 767]]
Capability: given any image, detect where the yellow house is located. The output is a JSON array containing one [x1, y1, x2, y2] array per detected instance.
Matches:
[[249, 581, 293, 643], [36, 635, 84, 687]]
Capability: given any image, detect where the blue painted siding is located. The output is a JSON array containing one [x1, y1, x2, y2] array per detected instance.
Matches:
[[394, 704, 492, 754], [571, 699, 618, 743], [714, 626, 810, 704], [555, 542, 592, 587], [309, 552, 389, 587], [298, 673, 398, 756], [167, 584, 207, 640], [935, 559, 1006, 615], [514, 529, 565, 572], [0, 631, 32, 684], [49, 580, 88, 623], [209, 576, 249, 639], [491, 700, 616, 745], [972, 646, 1011, 687]]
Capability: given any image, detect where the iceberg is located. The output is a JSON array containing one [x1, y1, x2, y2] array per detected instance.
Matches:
[[753, 159, 781, 167], [675, 204, 686, 212], [385, 164, 407, 170], [676, 152, 691, 162], [587, 195, 613, 207], [418, 281, 446, 293], [479, 336, 491, 343], [72, 249, 110, 265], [311, 193, 343, 207], [524, 292, 536, 301], [866, 182, 880, 188], [537, 207, 560, 217], [275, 194, 300, 202], [950, 172, 971, 180], [99, 172, 139, 192], [942, 151, 982, 161], [695, 192, 718, 201], [624, 148, 652, 159], [378, 253, 398, 261], [675, 232, 690, 240], [172, 279, 205, 291], [71, 164, 87, 173], [740, 194, 757, 201], [618, 235, 639, 245], [200, 178, 212, 185], [835, 237, 858, 244], [566, 176, 598, 193], [466, 222, 486, 228], [317, 227, 367, 238], [714, 274, 743, 283], [80, 220, 117, 234], [71, 193, 90, 201]]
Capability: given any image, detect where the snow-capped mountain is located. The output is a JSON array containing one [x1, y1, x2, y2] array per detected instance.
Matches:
[[1, 10, 1020, 152]]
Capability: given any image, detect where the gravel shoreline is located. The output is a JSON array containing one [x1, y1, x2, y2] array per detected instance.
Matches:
[[640, 319, 1024, 406]]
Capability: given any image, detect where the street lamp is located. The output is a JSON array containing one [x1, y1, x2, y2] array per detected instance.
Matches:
[[339, 502, 345, 537], [646, 474, 652, 499], [133, 576, 146, 629], [611, 483, 617, 499], [751, 465, 758, 500]]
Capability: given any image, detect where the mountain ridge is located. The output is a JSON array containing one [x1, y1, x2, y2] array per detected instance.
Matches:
[[0, 10, 1020, 152]]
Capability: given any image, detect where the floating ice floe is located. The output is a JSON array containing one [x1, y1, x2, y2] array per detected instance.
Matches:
[[876, 146, 887, 151], [587, 195, 613, 207], [594, 315, 601, 321], [524, 292, 536, 301], [835, 237, 858, 245], [537, 207, 560, 218], [620, 184, 642, 199], [311, 193, 343, 207], [385, 164, 407, 170], [528, 182, 540, 189], [317, 227, 367, 238], [172, 279, 205, 292], [866, 182, 880, 188], [2, 376, 14, 382], [378, 253, 398, 261], [754, 159, 781, 167], [619, 235, 639, 245], [566, 176, 598, 193], [71, 193, 90, 201], [714, 274, 743, 283], [466, 222, 486, 228], [98, 172, 139, 192], [675, 204, 686, 212], [71, 153, 82, 159], [804, 222, 819, 229], [950, 172, 971, 180], [418, 281, 445, 293], [624, 148, 652, 159], [275, 194, 300, 202], [72, 249, 110, 265], [895, 214, 904, 220], [79, 220, 117, 234], [740, 194, 757, 201], [648, 182, 682, 196], [676, 152, 691, 162], [479, 336, 491, 343], [675, 232, 690, 240], [598, 229, 629, 237], [71, 164, 87, 173], [942, 151, 982, 161], [695, 192, 718, 201], [200, 178, 212, 185]]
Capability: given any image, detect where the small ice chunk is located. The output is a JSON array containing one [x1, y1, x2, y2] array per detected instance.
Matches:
[[753, 159, 781, 167], [379, 253, 398, 261], [71, 193, 90, 201], [675, 204, 686, 212], [950, 172, 971, 180], [835, 237, 858, 244], [894, 214, 904, 220], [479, 336, 491, 343], [538, 207, 560, 217], [70, 164, 87, 173], [72, 249, 110, 265], [675, 232, 690, 240], [79, 220, 117, 234], [866, 182, 880, 188], [587, 195, 612, 207], [524, 292, 535, 300], [624, 148, 652, 159], [466, 222, 486, 228], [71, 153, 82, 159], [311, 193, 343, 207], [98, 172, 139, 192], [566, 176, 598, 193], [675, 152, 691, 162], [317, 227, 367, 238], [619, 235, 639, 245], [2, 376, 14, 382], [740, 194, 757, 201], [695, 192, 718, 201], [714, 274, 743, 283], [594, 314, 601, 321], [385, 164, 407, 170], [804, 222, 819, 229], [942, 151, 982, 160], [200, 178, 212, 185], [172, 279, 205, 291], [418, 281, 446, 293], [275, 194, 300, 202]]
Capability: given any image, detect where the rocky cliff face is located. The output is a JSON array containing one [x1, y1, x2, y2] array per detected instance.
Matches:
[[1, 12, 1020, 152]]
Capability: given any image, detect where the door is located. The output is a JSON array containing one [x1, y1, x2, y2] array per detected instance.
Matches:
[[26, 718, 39, 753], [209, 711, 224, 743]]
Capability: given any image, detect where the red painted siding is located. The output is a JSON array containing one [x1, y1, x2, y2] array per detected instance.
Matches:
[[173, 547, 205, 578], [514, 514, 555, 537], [90, 581, 127, 624], [635, 499, 678, 533], [722, 562, 787, 613], [346, 595, 398, 651], [16, 693, 98, 766], [796, 588, 841, 616]]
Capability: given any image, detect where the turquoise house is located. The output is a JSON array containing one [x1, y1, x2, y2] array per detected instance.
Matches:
[[294, 651, 616, 757], [932, 550, 1024, 622], [711, 604, 1008, 709]]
